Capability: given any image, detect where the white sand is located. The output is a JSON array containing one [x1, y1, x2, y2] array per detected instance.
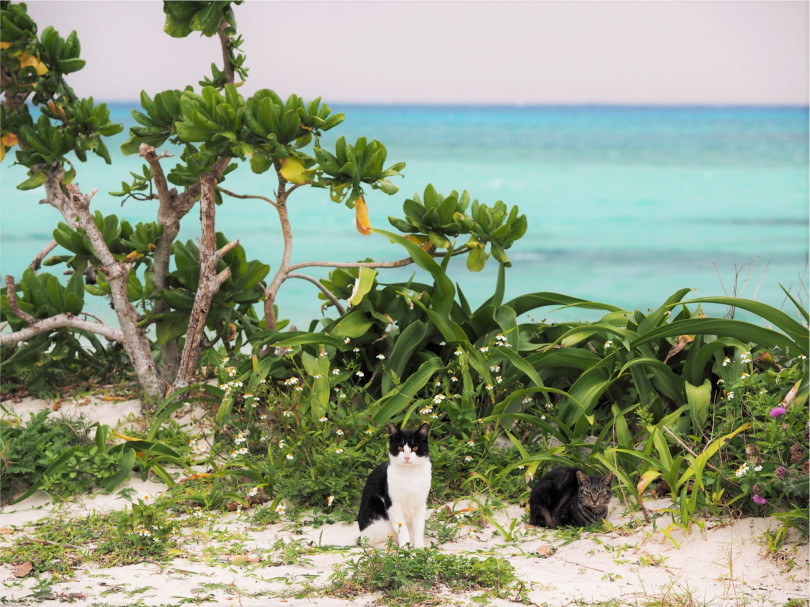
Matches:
[[1, 395, 807, 606]]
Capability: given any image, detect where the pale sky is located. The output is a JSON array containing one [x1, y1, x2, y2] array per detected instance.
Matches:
[[24, 1, 810, 105]]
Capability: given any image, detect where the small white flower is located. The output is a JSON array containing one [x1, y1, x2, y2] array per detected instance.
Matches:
[[221, 357, 229, 366], [249, 487, 258, 497], [295, 386, 303, 392], [799, 354, 807, 360], [286, 453, 294, 460], [496, 334, 506, 342], [464, 455, 473, 462], [288, 377, 299, 385], [353, 347, 360, 353], [450, 375, 458, 382], [717, 378, 725, 385], [727, 391, 735, 400], [480, 346, 489, 353], [276, 504, 286, 515], [319, 350, 328, 358], [722, 357, 731, 367], [327, 495, 334, 507], [356, 371, 365, 378], [495, 376, 502, 384], [313, 374, 322, 379], [344, 337, 351, 344], [430, 413, 438, 419], [420, 406, 434, 415], [467, 440, 475, 447], [377, 353, 386, 360], [319, 416, 328, 422], [433, 394, 445, 404], [237, 447, 248, 455], [604, 340, 613, 348], [454, 348, 463, 356], [336, 447, 344, 454], [740, 373, 750, 380], [332, 368, 340, 375], [753, 465, 763, 472], [490, 365, 500, 372], [193, 507, 202, 518], [260, 414, 267, 420], [282, 410, 292, 418], [336, 429, 344, 436], [485, 383, 493, 391], [736, 463, 748, 478], [227, 366, 237, 377], [278, 440, 285, 448], [365, 428, 374, 435]]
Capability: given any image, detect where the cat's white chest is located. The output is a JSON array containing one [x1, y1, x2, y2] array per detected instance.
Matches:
[[388, 460, 431, 512]]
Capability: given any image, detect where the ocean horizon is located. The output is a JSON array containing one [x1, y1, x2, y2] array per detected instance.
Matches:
[[1, 103, 807, 329]]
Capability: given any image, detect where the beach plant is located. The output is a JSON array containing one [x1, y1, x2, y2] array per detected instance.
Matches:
[[329, 545, 522, 604], [0, 0, 528, 403]]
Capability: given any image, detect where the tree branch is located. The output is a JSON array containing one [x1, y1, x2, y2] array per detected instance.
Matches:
[[66, 183, 167, 400], [5, 275, 35, 324], [218, 187, 277, 209], [174, 174, 234, 389], [1, 275, 124, 346], [263, 175, 293, 332], [29, 240, 58, 273], [287, 272, 346, 316], [218, 19, 235, 85]]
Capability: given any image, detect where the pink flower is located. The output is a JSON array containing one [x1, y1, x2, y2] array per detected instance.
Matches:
[[752, 494, 767, 505], [775, 466, 787, 479], [769, 406, 786, 418]]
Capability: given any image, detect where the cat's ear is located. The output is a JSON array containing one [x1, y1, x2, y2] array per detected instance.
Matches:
[[575, 470, 588, 484], [602, 473, 614, 486], [416, 423, 430, 439], [386, 423, 400, 437]]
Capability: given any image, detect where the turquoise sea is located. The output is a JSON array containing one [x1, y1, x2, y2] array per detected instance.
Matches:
[[1, 105, 808, 328]]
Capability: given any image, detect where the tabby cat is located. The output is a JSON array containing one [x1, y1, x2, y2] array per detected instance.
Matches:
[[528, 466, 613, 528], [357, 423, 431, 547]]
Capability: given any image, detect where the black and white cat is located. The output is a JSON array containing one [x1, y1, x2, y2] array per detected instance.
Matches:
[[357, 423, 431, 548]]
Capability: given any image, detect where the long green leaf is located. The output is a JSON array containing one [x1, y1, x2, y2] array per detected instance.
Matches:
[[373, 357, 444, 424]]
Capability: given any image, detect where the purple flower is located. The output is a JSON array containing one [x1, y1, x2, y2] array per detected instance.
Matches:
[[775, 466, 787, 479], [752, 494, 767, 505], [769, 406, 787, 418]]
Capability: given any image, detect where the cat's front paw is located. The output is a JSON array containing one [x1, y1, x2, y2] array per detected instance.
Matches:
[[394, 521, 412, 546]]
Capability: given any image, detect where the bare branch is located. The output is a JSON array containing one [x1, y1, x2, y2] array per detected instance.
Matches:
[[217, 19, 235, 85], [287, 272, 346, 316], [174, 174, 231, 389], [66, 183, 167, 400], [2, 275, 123, 346], [0, 313, 124, 347], [217, 239, 240, 258], [218, 187, 278, 209], [289, 257, 414, 272], [5, 275, 35, 324], [29, 240, 58, 273]]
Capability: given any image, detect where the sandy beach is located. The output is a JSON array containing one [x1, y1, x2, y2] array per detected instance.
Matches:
[[1, 395, 807, 606]]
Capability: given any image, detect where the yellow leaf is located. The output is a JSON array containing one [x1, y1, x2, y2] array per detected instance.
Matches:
[[2, 133, 18, 147], [0, 42, 12, 50], [19, 52, 48, 75], [355, 196, 372, 236], [279, 156, 311, 184], [405, 234, 433, 252]]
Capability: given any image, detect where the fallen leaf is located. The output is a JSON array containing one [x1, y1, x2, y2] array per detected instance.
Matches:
[[0, 527, 13, 535], [13, 561, 33, 578], [535, 544, 553, 557]]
